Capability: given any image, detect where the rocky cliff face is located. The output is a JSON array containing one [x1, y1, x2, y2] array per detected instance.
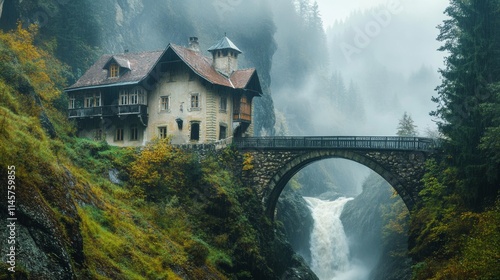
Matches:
[[276, 186, 315, 264], [340, 173, 411, 280], [0, 166, 94, 279]]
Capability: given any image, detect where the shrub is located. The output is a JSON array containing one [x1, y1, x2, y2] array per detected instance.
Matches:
[[129, 138, 201, 201]]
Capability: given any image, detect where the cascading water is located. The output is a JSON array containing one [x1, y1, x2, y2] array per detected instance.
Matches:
[[304, 197, 369, 280]]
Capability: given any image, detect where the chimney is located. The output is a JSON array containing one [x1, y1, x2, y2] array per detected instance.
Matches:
[[188, 37, 200, 52]]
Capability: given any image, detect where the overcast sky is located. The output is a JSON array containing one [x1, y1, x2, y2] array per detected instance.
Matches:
[[278, 0, 452, 135], [315, 0, 448, 28]]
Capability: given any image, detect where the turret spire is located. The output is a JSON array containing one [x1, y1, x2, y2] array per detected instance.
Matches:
[[208, 36, 241, 76]]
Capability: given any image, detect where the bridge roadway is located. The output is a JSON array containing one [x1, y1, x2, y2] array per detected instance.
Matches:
[[232, 136, 438, 151]]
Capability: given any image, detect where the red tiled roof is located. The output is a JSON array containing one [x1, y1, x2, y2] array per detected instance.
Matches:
[[230, 68, 256, 89], [170, 44, 257, 91], [66, 44, 260, 95], [170, 44, 234, 88]]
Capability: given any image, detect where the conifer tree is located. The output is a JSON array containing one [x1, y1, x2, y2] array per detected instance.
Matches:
[[397, 112, 417, 137], [431, 0, 500, 205]]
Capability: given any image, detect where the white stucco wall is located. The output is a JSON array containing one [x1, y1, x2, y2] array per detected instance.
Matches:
[[146, 64, 234, 144]]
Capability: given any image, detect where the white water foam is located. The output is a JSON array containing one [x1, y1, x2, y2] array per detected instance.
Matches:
[[304, 197, 369, 280]]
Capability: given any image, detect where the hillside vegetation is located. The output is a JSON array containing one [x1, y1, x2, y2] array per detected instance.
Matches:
[[0, 24, 315, 279], [1, 0, 500, 278], [408, 1, 500, 279]]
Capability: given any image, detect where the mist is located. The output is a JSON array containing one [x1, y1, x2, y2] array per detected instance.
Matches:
[[271, 1, 447, 279], [1, 1, 449, 279], [272, 0, 448, 137]]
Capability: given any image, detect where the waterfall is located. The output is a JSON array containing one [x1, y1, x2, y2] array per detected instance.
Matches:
[[305, 197, 368, 280]]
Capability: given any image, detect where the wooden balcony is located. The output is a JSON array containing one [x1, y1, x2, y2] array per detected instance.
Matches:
[[233, 112, 252, 122], [68, 105, 148, 118]]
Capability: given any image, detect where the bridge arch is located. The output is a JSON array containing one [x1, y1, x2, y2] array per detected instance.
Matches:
[[232, 136, 436, 221], [263, 150, 413, 220]]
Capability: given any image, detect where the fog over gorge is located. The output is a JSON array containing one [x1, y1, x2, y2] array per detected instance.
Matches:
[[4, 1, 495, 279], [271, 1, 450, 279], [0, 0, 447, 136], [272, 0, 448, 137]]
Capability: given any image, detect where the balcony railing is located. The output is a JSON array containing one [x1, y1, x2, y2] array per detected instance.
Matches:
[[68, 105, 147, 118]]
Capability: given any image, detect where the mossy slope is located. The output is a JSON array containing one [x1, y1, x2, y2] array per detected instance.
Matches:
[[0, 24, 316, 280]]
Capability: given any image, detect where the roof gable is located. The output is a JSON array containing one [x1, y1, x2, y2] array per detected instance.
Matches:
[[66, 43, 261, 96], [169, 44, 260, 94], [104, 56, 131, 70], [231, 69, 262, 94]]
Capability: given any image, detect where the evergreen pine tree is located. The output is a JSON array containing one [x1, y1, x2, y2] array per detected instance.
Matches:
[[397, 112, 418, 137], [431, 0, 500, 205]]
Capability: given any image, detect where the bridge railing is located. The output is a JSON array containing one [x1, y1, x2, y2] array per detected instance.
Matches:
[[233, 136, 439, 151]]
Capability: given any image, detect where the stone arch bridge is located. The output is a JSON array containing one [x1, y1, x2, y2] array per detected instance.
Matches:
[[231, 136, 439, 220]]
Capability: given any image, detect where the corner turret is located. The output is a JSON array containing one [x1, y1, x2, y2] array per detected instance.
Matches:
[[208, 36, 242, 76]]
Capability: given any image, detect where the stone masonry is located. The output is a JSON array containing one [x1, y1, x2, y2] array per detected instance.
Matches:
[[238, 148, 431, 220]]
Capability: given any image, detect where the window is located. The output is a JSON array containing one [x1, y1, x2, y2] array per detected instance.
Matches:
[[129, 91, 138, 104], [138, 90, 146, 104], [219, 125, 227, 140], [130, 126, 138, 141], [119, 91, 128, 105], [190, 122, 200, 141], [190, 93, 200, 110], [160, 96, 170, 111], [110, 64, 119, 78], [69, 96, 75, 109], [115, 128, 124, 141], [119, 88, 146, 106], [220, 96, 227, 112], [94, 92, 101, 107], [84, 94, 93, 108], [85, 92, 101, 107], [158, 126, 167, 139]]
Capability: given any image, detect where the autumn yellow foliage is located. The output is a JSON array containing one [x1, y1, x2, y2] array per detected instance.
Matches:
[[0, 23, 66, 101], [242, 152, 254, 171], [129, 138, 200, 200]]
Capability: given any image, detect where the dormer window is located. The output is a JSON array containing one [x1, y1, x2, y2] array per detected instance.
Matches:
[[104, 56, 130, 79], [109, 63, 119, 78]]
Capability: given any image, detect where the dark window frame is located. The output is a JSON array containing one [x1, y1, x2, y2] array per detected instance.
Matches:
[[190, 122, 200, 141]]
